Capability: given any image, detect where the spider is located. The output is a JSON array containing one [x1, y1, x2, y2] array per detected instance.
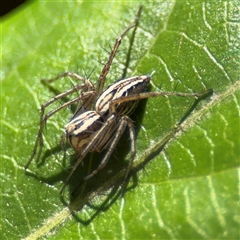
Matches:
[[25, 6, 212, 194]]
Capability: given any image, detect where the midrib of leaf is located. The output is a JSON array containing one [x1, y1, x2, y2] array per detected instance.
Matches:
[[23, 208, 70, 240]]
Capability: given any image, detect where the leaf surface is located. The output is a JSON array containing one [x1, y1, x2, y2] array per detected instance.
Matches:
[[1, 1, 239, 239]]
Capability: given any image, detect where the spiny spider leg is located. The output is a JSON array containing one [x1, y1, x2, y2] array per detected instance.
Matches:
[[96, 6, 142, 95], [71, 115, 136, 195], [122, 8, 142, 79], [60, 113, 136, 194], [60, 114, 116, 193], [41, 72, 91, 86], [44, 91, 96, 121], [109, 89, 213, 114], [41, 72, 96, 111], [84, 116, 136, 182], [25, 86, 95, 169]]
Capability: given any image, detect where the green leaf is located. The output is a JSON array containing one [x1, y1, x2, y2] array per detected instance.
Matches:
[[2, 1, 239, 239]]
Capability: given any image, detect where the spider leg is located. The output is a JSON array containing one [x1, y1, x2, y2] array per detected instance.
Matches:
[[96, 6, 143, 95], [84, 115, 136, 182], [60, 114, 118, 194], [41, 72, 91, 87], [25, 88, 96, 169], [109, 89, 213, 114], [42, 72, 96, 111], [71, 115, 136, 196], [122, 7, 142, 79]]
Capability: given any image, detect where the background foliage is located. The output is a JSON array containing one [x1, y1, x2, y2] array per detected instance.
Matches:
[[1, 1, 239, 239]]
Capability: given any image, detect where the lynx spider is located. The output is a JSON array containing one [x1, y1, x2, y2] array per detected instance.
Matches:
[[25, 6, 212, 194]]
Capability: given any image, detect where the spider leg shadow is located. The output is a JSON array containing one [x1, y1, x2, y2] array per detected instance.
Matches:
[[24, 143, 73, 186], [60, 167, 139, 225]]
